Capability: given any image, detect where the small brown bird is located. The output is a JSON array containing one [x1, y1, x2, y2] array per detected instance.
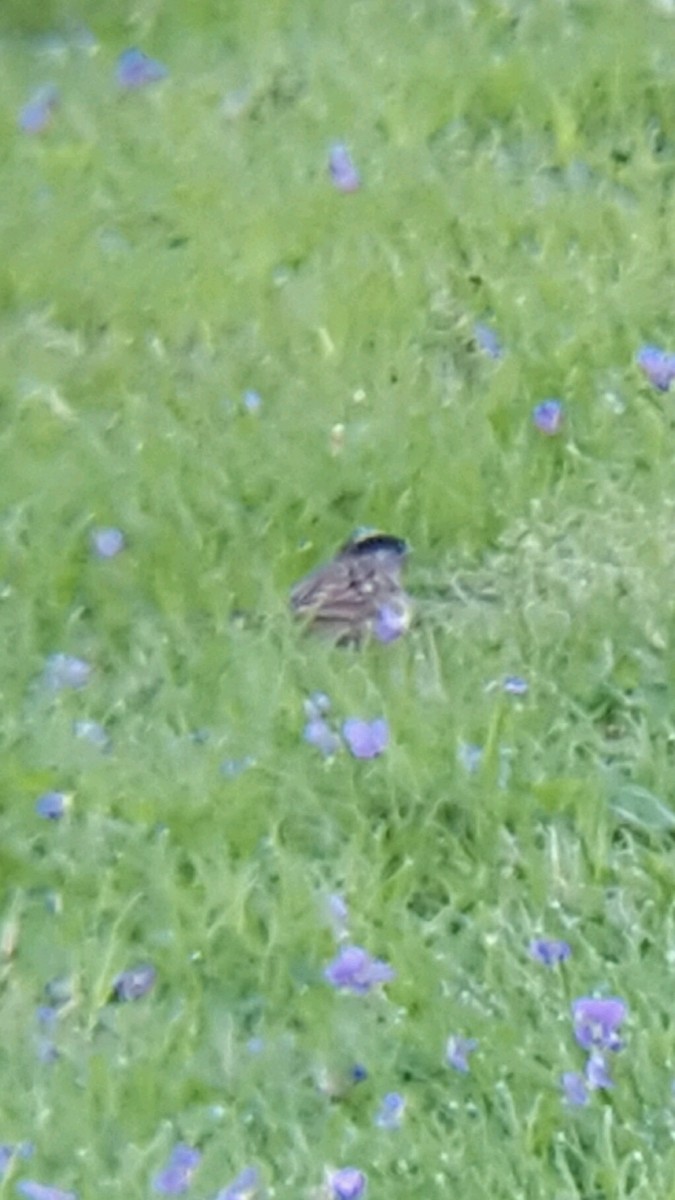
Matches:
[[290, 530, 412, 645]]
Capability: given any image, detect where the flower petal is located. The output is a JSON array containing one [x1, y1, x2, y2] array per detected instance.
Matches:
[[342, 718, 389, 759], [324, 945, 394, 993], [328, 144, 361, 193]]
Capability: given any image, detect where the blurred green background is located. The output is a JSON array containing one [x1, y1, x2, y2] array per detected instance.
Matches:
[[2, 1, 675, 1196]]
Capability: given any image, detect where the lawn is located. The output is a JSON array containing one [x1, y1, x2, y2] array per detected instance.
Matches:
[[2, 0, 675, 1197]]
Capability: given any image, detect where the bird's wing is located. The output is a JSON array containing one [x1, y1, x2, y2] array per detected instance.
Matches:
[[290, 557, 379, 625]]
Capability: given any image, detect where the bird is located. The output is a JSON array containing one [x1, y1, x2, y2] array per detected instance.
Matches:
[[290, 530, 412, 645]]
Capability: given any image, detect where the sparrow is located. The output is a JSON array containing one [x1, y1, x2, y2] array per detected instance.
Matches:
[[290, 530, 412, 645]]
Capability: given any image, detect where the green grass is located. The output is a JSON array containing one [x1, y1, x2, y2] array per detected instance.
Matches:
[[2, 0, 675, 1196]]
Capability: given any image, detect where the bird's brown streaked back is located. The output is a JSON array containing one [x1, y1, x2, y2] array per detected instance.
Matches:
[[290, 531, 411, 644]]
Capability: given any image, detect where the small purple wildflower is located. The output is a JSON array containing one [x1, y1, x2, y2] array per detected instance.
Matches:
[[243, 390, 262, 413], [350, 1063, 368, 1083], [636, 344, 675, 392], [324, 945, 395, 994], [503, 675, 528, 696], [533, 399, 565, 436], [215, 1167, 260, 1200], [561, 1071, 588, 1107], [17, 1184, 76, 1200], [374, 1091, 405, 1129], [571, 996, 627, 1052], [327, 1168, 366, 1200], [446, 1035, 478, 1074], [304, 718, 341, 757], [586, 1051, 613, 1090], [529, 938, 571, 966], [373, 604, 408, 643], [90, 527, 125, 559], [474, 322, 503, 360], [73, 720, 111, 751], [36, 1005, 59, 1028], [43, 653, 91, 690], [35, 791, 68, 820], [113, 962, 156, 1002], [342, 718, 389, 759], [18, 85, 59, 134], [328, 144, 361, 193], [153, 1145, 201, 1196], [117, 48, 168, 90]]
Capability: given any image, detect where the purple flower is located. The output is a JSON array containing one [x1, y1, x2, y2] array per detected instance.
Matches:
[[153, 1145, 201, 1195], [36, 1005, 59, 1028], [373, 604, 409, 643], [561, 1071, 588, 1107], [328, 144, 361, 193], [18, 85, 59, 134], [474, 322, 503, 360], [342, 718, 389, 759], [503, 675, 528, 696], [636, 344, 675, 391], [113, 962, 156, 1002], [533, 399, 565, 436], [374, 1091, 405, 1129], [17, 1185, 75, 1200], [327, 1168, 366, 1200], [304, 718, 341, 757], [43, 653, 91, 690], [91, 527, 125, 559], [35, 791, 68, 820], [446, 1035, 478, 1073], [324, 945, 395, 993], [571, 996, 627, 1052], [585, 1051, 613, 1090], [529, 938, 571, 966], [117, 48, 168, 90], [215, 1167, 260, 1200]]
